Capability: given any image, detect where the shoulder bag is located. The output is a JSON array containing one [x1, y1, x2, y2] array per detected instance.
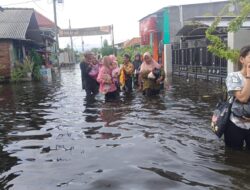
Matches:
[[211, 96, 234, 138]]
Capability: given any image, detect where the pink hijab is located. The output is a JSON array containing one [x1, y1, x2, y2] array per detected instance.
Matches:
[[109, 55, 117, 63], [140, 52, 161, 72]]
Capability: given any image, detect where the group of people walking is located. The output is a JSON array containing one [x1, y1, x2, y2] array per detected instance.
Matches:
[[80, 51, 165, 100]]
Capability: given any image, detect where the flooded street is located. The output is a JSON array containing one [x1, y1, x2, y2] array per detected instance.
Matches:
[[1, 66, 250, 190]]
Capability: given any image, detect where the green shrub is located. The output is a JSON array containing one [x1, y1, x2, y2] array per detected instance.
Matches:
[[30, 50, 42, 81], [11, 64, 25, 82]]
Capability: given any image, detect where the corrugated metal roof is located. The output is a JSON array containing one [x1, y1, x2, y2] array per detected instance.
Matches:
[[0, 8, 33, 39]]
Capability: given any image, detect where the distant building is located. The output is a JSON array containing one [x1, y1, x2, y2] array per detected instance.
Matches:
[[172, 16, 250, 81], [139, 1, 230, 67], [0, 8, 57, 80], [115, 37, 141, 49], [123, 37, 141, 48], [34, 11, 57, 67]]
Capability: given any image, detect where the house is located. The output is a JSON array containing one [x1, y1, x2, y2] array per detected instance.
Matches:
[[34, 11, 57, 67], [115, 37, 141, 49], [0, 8, 57, 81], [172, 16, 250, 81], [139, 1, 231, 71], [123, 37, 141, 48]]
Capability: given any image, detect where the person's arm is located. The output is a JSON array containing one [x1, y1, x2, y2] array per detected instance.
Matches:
[[97, 69, 111, 84], [156, 68, 165, 84], [234, 80, 250, 103], [235, 63, 250, 102], [97, 68, 105, 84], [140, 70, 150, 79], [227, 72, 250, 103], [80, 62, 85, 89]]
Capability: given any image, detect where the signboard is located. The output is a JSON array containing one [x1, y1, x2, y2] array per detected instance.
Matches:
[[59, 25, 112, 37]]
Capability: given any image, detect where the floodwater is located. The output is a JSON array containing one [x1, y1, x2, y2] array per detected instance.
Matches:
[[0, 66, 250, 190]]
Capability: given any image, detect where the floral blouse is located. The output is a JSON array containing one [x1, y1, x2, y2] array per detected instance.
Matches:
[[226, 71, 250, 129]]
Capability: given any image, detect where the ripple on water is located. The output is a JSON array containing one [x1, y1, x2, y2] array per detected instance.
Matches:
[[1, 67, 250, 190]]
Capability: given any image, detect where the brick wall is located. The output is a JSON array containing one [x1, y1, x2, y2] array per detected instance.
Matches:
[[0, 41, 11, 79]]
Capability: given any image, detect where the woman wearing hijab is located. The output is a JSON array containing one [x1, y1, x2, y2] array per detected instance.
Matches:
[[140, 52, 165, 96], [97, 56, 118, 100]]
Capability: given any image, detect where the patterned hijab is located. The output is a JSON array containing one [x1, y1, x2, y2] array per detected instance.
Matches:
[[140, 52, 160, 72]]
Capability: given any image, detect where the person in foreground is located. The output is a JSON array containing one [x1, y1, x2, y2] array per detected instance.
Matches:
[[139, 52, 165, 96], [225, 45, 250, 150]]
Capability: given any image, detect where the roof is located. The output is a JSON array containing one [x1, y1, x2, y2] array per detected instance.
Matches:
[[124, 37, 141, 48], [189, 16, 250, 28], [0, 8, 34, 39], [34, 11, 56, 29], [139, 1, 228, 21], [176, 24, 210, 37], [176, 16, 250, 37]]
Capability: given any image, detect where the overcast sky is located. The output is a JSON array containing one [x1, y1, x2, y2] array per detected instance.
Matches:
[[0, 0, 226, 50]]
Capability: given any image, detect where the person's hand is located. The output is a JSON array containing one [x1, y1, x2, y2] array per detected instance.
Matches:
[[105, 78, 111, 83], [247, 63, 250, 77], [138, 85, 143, 91], [156, 76, 163, 84], [242, 116, 250, 121], [156, 78, 161, 84]]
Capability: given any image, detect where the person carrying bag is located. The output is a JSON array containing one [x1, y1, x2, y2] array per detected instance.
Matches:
[[211, 95, 234, 138], [220, 45, 250, 150]]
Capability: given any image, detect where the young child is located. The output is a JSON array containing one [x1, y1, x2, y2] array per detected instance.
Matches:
[[110, 56, 120, 89], [88, 56, 100, 80]]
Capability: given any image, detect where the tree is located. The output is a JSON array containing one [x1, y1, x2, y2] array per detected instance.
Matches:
[[116, 45, 152, 65], [91, 48, 100, 55], [205, 0, 250, 63], [101, 39, 114, 56]]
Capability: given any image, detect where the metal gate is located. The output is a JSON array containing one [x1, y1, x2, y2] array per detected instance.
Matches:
[[172, 43, 227, 82]]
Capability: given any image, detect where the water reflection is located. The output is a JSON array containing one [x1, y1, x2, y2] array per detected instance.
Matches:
[[1, 67, 250, 190], [0, 81, 58, 188], [0, 144, 19, 190]]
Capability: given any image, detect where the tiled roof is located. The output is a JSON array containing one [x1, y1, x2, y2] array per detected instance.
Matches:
[[0, 8, 33, 40], [124, 37, 141, 48], [34, 11, 56, 29]]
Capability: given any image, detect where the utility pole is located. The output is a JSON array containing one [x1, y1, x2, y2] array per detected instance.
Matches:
[[69, 19, 75, 63], [81, 37, 84, 52], [53, 0, 59, 67], [100, 36, 103, 48], [111, 24, 115, 55]]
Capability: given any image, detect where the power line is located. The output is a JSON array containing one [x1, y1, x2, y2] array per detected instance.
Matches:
[[31, 0, 49, 13]]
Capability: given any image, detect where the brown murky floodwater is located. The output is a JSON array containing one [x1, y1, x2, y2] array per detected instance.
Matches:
[[1, 66, 250, 190]]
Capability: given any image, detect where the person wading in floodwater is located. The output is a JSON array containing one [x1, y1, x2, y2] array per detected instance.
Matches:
[[97, 56, 119, 100], [225, 45, 250, 150], [80, 51, 99, 96], [140, 52, 165, 96], [132, 53, 142, 88], [120, 54, 134, 93]]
